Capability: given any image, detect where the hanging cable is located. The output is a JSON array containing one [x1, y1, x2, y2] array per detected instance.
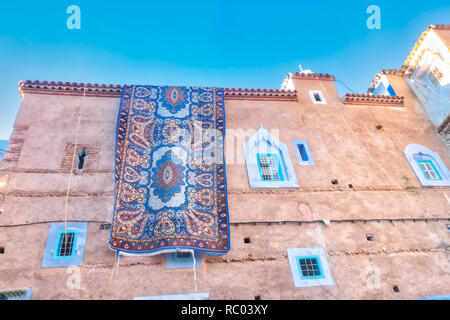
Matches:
[[108, 251, 120, 289], [335, 78, 359, 94], [63, 84, 87, 237], [191, 249, 198, 293]]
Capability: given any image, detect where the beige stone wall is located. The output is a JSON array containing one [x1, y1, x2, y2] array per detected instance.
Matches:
[[0, 77, 449, 299]]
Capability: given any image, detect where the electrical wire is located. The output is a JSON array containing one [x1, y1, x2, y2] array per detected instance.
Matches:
[[335, 78, 359, 94]]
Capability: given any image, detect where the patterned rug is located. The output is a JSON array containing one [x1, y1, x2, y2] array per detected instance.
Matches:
[[109, 85, 230, 256]]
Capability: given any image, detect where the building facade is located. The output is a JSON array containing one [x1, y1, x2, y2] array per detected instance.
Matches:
[[0, 26, 449, 300], [369, 24, 450, 145]]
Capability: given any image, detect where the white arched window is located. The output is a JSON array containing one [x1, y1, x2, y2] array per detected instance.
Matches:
[[243, 126, 298, 189], [403, 144, 450, 187]]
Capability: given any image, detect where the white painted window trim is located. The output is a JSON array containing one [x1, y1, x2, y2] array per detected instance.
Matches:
[[403, 143, 450, 187], [243, 125, 298, 189], [287, 247, 334, 288], [309, 90, 327, 104]]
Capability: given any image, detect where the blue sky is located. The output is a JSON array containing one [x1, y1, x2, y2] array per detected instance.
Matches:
[[0, 0, 449, 139]]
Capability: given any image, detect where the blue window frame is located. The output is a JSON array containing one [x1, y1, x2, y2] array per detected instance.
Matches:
[[42, 222, 87, 268], [296, 256, 325, 280], [417, 160, 442, 181], [53, 231, 78, 260], [257, 153, 285, 181], [292, 140, 315, 165]]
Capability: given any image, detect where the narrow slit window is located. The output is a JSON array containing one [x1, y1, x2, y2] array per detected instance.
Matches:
[[417, 160, 442, 181], [257, 153, 284, 181], [298, 144, 309, 162], [292, 140, 314, 165], [77, 148, 88, 170], [54, 231, 77, 259]]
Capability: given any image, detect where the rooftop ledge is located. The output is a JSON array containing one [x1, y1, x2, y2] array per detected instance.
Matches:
[[290, 72, 335, 81], [343, 93, 405, 107], [18, 80, 298, 100]]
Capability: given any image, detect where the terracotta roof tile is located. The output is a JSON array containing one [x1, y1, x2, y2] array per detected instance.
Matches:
[[223, 88, 297, 100], [19, 81, 297, 100], [401, 24, 450, 77], [343, 93, 404, 107], [19, 80, 123, 97], [291, 72, 335, 81]]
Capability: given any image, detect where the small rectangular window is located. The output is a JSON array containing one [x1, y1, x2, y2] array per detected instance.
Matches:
[[288, 248, 333, 287], [309, 90, 327, 104], [100, 223, 111, 230], [292, 140, 314, 165], [257, 154, 284, 181], [418, 160, 442, 180], [313, 93, 321, 102], [296, 256, 324, 279], [53, 231, 77, 259], [77, 149, 88, 171]]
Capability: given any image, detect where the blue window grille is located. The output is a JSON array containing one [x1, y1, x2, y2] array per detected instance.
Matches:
[[296, 256, 325, 280], [53, 231, 78, 259], [173, 252, 193, 261], [257, 153, 285, 181], [0, 289, 32, 300], [287, 247, 333, 287], [417, 160, 442, 181]]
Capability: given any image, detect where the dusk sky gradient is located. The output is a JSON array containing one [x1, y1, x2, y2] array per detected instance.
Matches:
[[0, 0, 449, 139]]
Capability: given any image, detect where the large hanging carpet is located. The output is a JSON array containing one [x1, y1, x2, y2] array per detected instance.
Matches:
[[109, 85, 230, 256]]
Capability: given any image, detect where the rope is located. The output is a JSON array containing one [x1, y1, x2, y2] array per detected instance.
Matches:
[[108, 251, 120, 289], [63, 84, 87, 236], [191, 250, 198, 293]]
